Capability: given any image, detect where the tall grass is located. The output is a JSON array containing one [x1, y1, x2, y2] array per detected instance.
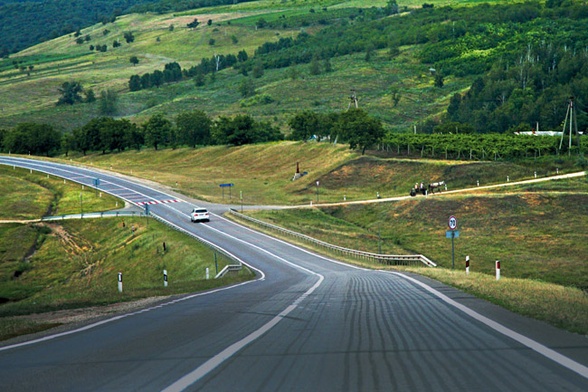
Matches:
[[407, 268, 588, 335]]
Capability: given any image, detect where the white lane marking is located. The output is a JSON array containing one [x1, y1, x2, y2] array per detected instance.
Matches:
[[384, 271, 588, 380], [212, 212, 369, 271], [162, 270, 324, 392], [0, 158, 181, 207], [0, 273, 261, 353]]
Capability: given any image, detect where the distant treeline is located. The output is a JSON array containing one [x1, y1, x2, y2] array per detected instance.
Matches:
[[1, 109, 585, 163], [0, 108, 387, 157]]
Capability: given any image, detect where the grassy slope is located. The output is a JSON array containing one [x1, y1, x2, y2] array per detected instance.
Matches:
[[0, 0, 488, 132], [0, 164, 252, 340], [72, 141, 359, 204]]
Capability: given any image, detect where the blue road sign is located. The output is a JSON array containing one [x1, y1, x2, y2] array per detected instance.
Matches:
[[446, 230, 460, 238]]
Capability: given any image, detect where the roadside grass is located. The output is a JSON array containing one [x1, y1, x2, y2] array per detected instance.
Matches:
[[0, 164, 121, 217], [68, 143, 586, 205], [242, 188, 588, 290], [402, 267, 588, 335], [229, 196, 588, 335], [0, 217, 252, 341], [72, 142, 358, 205], [0, 163, 254, 341]]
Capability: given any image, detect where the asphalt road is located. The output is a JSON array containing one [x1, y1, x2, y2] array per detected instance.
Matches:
[[0, 156, 587, 392]]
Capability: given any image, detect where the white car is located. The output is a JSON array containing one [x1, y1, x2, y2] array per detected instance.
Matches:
[[190, 207, 210, 222]]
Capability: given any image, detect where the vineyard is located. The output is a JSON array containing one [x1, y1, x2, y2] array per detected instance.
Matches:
[[381, 133, 587, 162]]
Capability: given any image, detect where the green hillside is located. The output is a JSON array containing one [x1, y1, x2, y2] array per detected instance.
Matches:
[[4, 0, 581, 138]]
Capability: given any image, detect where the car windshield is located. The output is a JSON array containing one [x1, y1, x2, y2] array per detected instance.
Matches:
[[194, 209, 207, 213]]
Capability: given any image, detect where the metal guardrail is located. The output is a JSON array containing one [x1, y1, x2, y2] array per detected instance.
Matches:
[[215, 264, 242, 279], [41, 211, 143, 221], [228, 209, 436, 267]]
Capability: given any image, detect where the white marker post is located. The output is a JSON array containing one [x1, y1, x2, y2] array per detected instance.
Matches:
[[466, 255, 470, 275], [495, 260, 501, 281], [206, 267, 210, 280], [118, 272, 123, 292], [163, 269, 168, 287]]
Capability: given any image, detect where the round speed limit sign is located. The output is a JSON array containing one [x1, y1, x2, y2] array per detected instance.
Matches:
[[448, 215, 457, 230]]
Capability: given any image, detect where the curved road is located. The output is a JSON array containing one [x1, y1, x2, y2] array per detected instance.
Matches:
[[0, 156, 587, 391]]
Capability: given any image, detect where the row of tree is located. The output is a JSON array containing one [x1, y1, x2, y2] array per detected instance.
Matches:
[[0, 108, 387, 157], [0, 111, 283, 157], [128, 52, 249, 91], [2, 108, 584, 160]]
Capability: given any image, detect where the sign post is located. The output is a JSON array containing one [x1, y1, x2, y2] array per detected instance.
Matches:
[[446, 215, 458, 269], [219, 183, 234, 200]]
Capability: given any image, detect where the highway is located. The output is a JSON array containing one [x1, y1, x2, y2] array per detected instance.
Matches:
[[0, 156, 587, 391]]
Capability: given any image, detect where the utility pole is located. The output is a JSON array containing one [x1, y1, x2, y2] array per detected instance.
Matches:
[[348, 89, 358, 109], [559, 96, 579, 156]]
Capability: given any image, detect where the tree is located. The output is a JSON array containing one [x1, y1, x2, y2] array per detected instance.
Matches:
[[384, 0, 399, 15], [237, 50, 248, 62], [123, 31, 135, 43], [130, 56, 139, 66], [176, 110, 212, 147], [324, 58, 333, 73], [252, 60, 264, 79], [84, 89, 96, 103], [3, 123, 61, 156], [309, 55, 321, 75], [434, 72, 444, 88], [140, 73, 152, 89], [212, 114, 282, 146], [143, 114, 172, 150], [288, 110, 321, 141], [129, 75, 142, 91], [256, 18, 268, 29], [57, 81, 84, 105], [151, 70, 164, 87], [239, 78, 256, 98], [336, 109, 385, 154], [99, 89, 118, 115], [194, 72, 205, 87]]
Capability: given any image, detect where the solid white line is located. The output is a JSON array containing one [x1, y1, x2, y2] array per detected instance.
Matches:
[[384, 271, 588, 380], [0, 277, 260, 353], [161, 275, 324, 392]]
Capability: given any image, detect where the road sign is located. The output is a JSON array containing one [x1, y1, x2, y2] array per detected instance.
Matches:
[[448, 215, 457, 230], [446, 230, 459, 238], [219, 183, 234, 188]]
